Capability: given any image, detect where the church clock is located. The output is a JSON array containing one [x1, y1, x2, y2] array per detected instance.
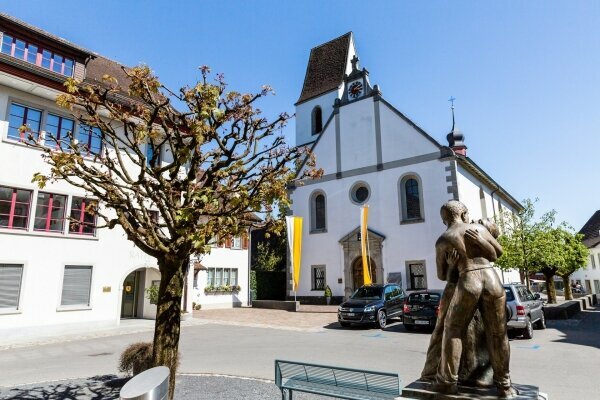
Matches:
[[348, 81, 363, 99]]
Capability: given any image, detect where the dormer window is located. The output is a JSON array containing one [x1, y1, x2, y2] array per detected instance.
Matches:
[[311, 106, 322, 135], [1, 34, 74, 77]]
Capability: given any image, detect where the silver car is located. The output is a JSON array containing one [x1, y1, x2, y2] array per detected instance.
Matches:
[[504, 284, 546, 339]]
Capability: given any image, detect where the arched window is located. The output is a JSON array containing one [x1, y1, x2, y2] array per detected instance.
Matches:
[[310, 190, 327, 232], [311, 106, 322, 135], [399, 174, 424, 222]]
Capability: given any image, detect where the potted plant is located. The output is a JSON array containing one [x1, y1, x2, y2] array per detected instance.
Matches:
[[324, 285, 332, 305]]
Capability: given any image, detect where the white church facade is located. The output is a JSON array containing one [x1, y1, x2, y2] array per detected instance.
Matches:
[[289, 33, 522, 301]]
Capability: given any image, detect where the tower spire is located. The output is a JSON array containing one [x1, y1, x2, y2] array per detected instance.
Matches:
[[446, 96, 467, 156], [449, 96, 456, 130]]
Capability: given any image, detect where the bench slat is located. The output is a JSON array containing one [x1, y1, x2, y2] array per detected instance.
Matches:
[[281, 379, 397, 400], [275, 360, 400, 400]]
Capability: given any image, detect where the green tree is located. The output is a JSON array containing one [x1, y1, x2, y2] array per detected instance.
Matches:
[[528, 227, 565, 304], [26, 66, 320, 399], [496, 199, 555, 289], [496, 199, 578, 303], [557, 231, 589, 300], [255, 241, 284, 271]]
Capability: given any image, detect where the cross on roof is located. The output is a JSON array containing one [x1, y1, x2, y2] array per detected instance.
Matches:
[[351, 55, 360, 71], [448, 96, 456, 109]]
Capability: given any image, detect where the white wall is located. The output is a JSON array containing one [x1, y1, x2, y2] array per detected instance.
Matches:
[[0, 82, 194, 333], [379, 103, 439, 163], [295, 91, 339, 148], [339, 99, 377, 171], [192, 246, 250, 309], [291, 158, 452, 296], [571, 244, 600, 293]]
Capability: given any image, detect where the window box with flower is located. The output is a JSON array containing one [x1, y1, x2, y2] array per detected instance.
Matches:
[[204, 284, 241, 294]]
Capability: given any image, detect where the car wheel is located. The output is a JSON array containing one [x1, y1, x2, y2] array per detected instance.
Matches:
[[377, 310, 387, 329], [522, 317, 534, 339], [404, 324, 415, 331], [339, 321, 351, 328], [534, 312, 546, 330]]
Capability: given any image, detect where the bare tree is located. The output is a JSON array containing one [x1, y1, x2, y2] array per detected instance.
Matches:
[[25, 65, 320, 399]]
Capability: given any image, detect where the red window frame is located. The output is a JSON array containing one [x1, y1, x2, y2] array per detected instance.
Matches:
[[69, 197, 97, 236], [1, 33, 74, 77], [0, 186, 32, 230], [33, 192, 67, 233]]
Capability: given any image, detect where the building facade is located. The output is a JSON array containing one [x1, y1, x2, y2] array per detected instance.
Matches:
[[0, 14, 249, 336], [571, 211, 600, 294], [289, 33, 522, 301]]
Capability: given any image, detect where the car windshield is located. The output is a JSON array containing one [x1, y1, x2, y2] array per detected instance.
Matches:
[[408, 293, 440, 304], [504, 287, 515, 301], [351, 286, 383, 300]]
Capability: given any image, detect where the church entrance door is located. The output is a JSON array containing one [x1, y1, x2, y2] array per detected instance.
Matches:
[[351, 257, 377, 291]]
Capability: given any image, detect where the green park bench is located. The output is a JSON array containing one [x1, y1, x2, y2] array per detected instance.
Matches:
[[274, 359, 400, 400]]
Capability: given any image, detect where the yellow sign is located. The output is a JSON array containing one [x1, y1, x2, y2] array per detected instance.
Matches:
[[286, 216, 303, 292], [361, 205, 372, 285], [102, 286, 111, 293]]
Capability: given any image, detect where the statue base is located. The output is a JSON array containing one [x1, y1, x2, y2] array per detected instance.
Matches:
[[399, 380, 548, 400]]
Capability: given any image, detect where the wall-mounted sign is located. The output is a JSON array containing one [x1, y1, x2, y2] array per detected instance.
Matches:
[[102, 286, 111, 293], [387, 272, 403, 285]]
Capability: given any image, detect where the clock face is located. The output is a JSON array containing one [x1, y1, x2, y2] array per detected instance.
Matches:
[[349, 81, 363, 98]]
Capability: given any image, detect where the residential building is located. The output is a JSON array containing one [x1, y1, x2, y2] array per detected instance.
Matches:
[[289, 33, 522, 301], [192, 235, 251, 309], [0, 13, 249, 337], [570, 210, 600, 294]]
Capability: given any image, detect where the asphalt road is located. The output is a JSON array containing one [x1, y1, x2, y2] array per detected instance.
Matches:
[[1, 307, 599, 400]]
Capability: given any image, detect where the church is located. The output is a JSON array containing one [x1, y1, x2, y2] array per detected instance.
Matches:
[[289, 32, 522, 301]]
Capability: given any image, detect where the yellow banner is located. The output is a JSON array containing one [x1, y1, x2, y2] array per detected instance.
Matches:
[[286, 216, 303, 292], [360, 206, 372, 285]]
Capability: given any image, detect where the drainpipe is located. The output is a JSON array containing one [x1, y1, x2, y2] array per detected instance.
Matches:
[[247, 227, 253, 307], [489, 187, 503, 283], [490, 187, 500, 221]]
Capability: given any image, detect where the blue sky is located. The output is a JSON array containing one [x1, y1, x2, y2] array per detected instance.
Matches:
[[3, 1, 598, 230]]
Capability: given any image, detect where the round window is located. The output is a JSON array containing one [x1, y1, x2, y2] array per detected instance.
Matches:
[[351, 183, 370, 204]]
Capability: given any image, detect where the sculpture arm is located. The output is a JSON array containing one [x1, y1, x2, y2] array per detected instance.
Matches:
[[465, 228, 499, 261], [436, 243, 449, 281]]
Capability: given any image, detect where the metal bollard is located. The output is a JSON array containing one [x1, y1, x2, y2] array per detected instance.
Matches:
[[120, 366, 170, 400]]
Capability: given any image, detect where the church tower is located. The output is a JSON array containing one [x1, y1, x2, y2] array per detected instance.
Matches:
[[295, 32, 357, 147]]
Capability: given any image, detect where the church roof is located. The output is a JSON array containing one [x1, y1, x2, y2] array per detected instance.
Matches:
[[579, 210, 600, 247], [296, 32, 352, 105]]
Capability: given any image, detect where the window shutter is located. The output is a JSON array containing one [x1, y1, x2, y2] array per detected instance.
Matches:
[[242, 236, 249, 249], [0, 264, 23, 309], [61, 266, 92, 306], [225, 236, 232, 248]]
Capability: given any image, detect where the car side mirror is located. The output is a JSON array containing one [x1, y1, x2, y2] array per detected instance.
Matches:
[[533, 293, 541, 300]]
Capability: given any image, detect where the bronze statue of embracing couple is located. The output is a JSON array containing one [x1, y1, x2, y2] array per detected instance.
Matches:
[[420, 200, 518, 398]]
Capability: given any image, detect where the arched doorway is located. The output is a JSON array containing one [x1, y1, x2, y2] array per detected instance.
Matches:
[[120, 266, 161, 319], [351, 257, 377, 291]]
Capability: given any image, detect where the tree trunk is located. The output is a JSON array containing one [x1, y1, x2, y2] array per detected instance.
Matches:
[[153, 255, 188, 400], [562, 274, 573, 300], [542, 269, 557, 304], [519, 268, 526, 285]]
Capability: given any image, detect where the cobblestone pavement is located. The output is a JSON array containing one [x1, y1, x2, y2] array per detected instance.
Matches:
[[192, 305, 339, 332], [0, 374, 336, 400]]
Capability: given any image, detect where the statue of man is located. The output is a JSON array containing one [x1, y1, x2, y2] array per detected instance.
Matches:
[[433, 200, 515, 397]]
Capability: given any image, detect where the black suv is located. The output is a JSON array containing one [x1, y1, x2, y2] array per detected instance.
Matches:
[[337, 284, 405, 329]]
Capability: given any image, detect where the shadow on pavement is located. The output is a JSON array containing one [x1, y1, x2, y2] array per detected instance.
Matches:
[[1, 375, 129, 400], [548, 306, 600, 350]]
